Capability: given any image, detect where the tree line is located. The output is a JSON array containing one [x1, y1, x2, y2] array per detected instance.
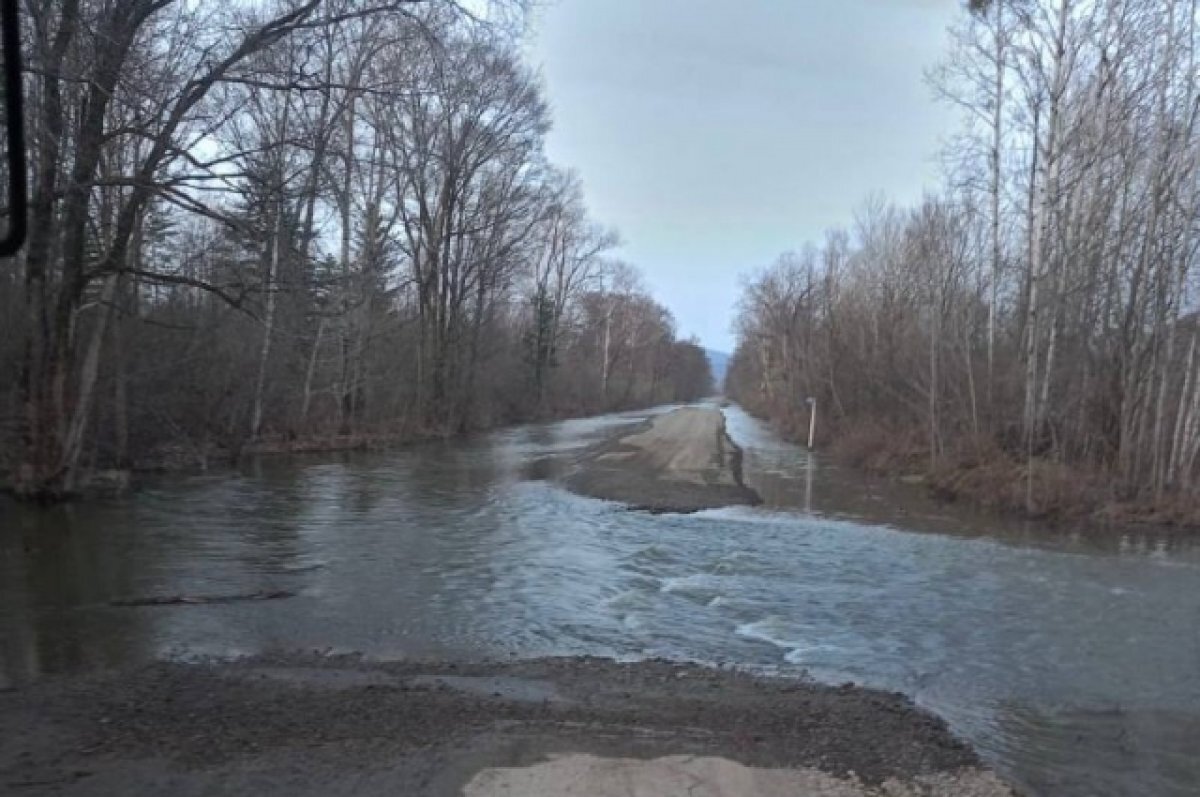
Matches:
[[729, 0, 1200, 521], [0, 0, 711, 500]]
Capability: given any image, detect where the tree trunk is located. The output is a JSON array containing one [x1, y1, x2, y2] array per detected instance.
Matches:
[[301, 318, 325, 429], [251, 207, 283, 440], [987, 0, 1005, 416], [60, 275, 119, 494]]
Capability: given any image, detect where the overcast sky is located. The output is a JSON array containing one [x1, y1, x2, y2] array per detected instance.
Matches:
[[527, 0, 961, 352]]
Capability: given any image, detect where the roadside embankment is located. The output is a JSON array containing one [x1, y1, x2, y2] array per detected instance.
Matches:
[[833, 420, 1200, 530], [734, 398, 1200, 533], [566, 406, 761, 512], [0, 655, 1015, 797]]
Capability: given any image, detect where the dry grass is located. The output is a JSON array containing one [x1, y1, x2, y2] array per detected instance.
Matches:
[[832, 420, 927, 474]]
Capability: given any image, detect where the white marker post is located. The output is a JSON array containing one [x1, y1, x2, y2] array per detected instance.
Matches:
[[806, 396, 817, 450]]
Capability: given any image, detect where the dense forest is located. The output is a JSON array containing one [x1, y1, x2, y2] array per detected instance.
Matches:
[[0, 0, 712, 500], [729, 0, 1200, 523]]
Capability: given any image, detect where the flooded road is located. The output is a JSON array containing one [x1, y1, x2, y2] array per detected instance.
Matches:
[[2, 403, 1199, 796]]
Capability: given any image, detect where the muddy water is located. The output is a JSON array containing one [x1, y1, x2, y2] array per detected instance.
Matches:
[[2, 403, 1198, 796]]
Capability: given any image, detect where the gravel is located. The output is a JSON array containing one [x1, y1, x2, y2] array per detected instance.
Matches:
[[0, 654, 1014, 796]]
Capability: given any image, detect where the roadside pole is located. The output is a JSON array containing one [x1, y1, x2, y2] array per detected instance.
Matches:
[[806, 396, 817, 450]]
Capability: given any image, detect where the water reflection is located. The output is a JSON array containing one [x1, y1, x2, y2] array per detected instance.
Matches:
[[805, 450, 814, 512], [1, 403, 1198, 796], [0, 504, 153, 684]]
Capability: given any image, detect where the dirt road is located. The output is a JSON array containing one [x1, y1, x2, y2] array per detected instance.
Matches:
[[0, 655, 1013, 797], [566, 406, 761, 512]]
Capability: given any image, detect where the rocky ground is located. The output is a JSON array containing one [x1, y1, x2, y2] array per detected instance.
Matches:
[[565, 406, 762, 512], [0, 655, 1015, 796]]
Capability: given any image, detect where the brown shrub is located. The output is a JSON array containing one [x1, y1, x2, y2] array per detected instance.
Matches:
[[832, 420, 926, 474]]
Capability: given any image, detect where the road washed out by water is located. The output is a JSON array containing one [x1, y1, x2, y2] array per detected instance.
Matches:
[[2, 403, 1199, 796]]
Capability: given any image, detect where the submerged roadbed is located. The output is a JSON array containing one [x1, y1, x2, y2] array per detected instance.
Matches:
[[566, 406, 762, 512], [0, 655, 1013, 796]]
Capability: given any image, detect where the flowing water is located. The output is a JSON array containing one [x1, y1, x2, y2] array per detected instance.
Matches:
[[2, 403, 1199, 796]]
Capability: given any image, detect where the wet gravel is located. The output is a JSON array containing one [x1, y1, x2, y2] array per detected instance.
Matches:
[[0, 654, 999, 796]]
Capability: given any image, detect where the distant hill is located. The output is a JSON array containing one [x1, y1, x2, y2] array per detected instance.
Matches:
[[704, 349, 730, 393]]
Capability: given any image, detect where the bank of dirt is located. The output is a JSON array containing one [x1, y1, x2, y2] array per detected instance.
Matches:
[[566, 406, 761, 512], [0, 655, 1014, 796]]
